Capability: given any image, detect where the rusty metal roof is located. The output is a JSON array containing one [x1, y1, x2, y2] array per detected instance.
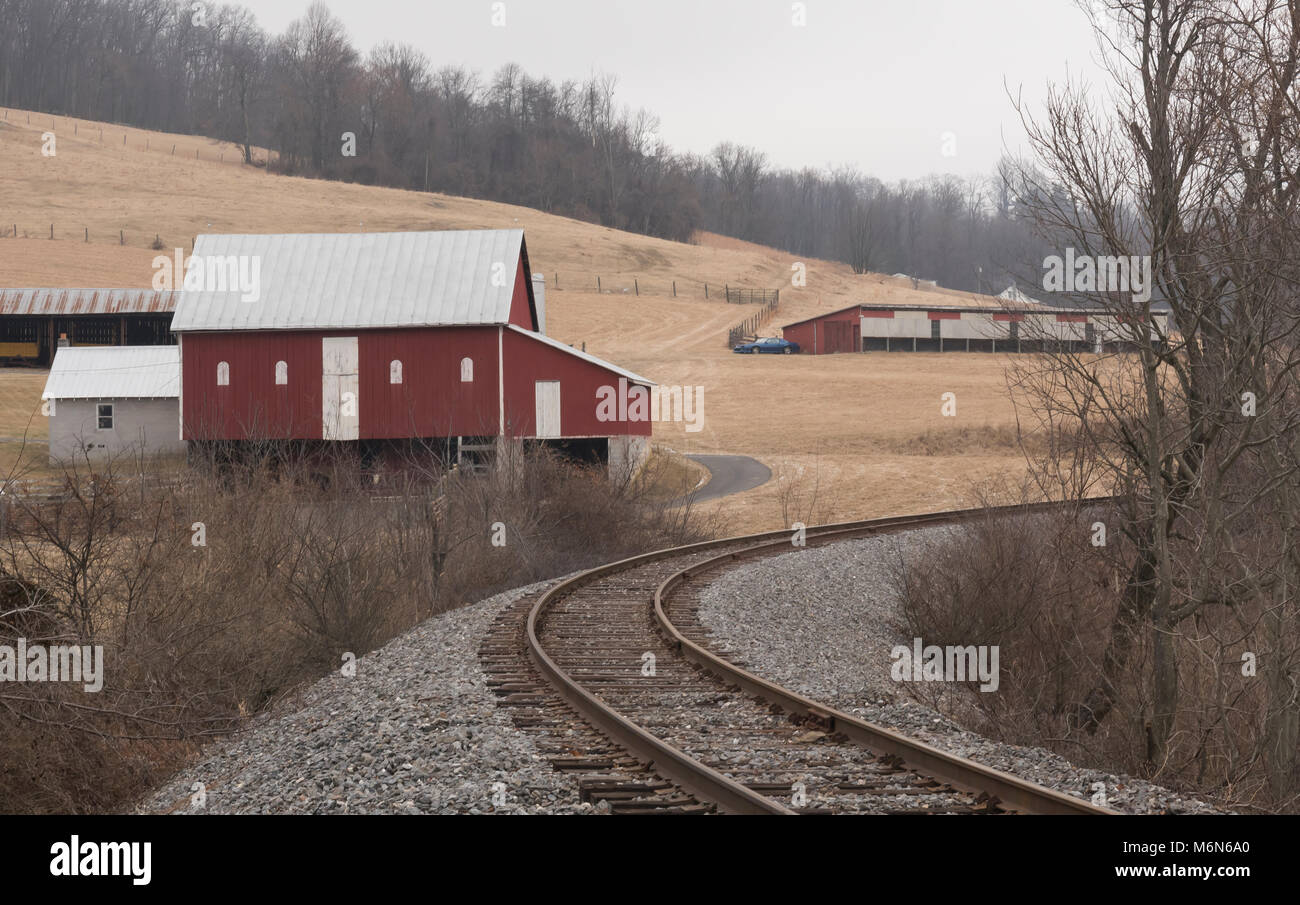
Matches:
[[0, 288, 179, 316], [42, 346, 180, 400], [171, 229, 529, 332]]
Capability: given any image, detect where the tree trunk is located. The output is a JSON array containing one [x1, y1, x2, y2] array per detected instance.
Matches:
[[1072, 537, 1158, 734], [1148, 606, 1178, 767], [1264, 596, 1300, 796]]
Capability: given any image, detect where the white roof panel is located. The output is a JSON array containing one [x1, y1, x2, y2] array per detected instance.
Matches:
[[42, 346, 180, 400], [171, 230, 527, 332], [998, 285, 1045, 306], [506, 325, 654, 386]]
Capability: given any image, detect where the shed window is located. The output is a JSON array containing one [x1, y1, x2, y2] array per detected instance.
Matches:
[[390, 360, 403, 384], [216, 361, 230, 386], [96, 403, 113, 431], [275, 360, 288, 385], [460, 357, 473, 382]]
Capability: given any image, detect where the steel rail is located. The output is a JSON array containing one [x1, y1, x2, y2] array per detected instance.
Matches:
[[653, 521, 1116, 815], [526, 498, 1116, 815]]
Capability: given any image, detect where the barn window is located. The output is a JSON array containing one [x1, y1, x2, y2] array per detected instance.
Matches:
[[96, 403, 114, 431], [390, 360, 403, 384], [275, 360, 288, 385], [460, 357, 473, 382], [216, 361, 230, 386]]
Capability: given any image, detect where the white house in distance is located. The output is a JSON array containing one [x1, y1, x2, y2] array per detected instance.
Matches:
[[42, 346, 184, 463]]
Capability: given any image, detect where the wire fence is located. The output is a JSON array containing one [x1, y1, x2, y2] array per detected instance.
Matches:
[[3, 107, 253, 162], [725, 287, 779, 305], [726, 297, 781, 347], [542, 272, 786, 303], [0, 226, 793, 312], [1, 223, 190, 249]]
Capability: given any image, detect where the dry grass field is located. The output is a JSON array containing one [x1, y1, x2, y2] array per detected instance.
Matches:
[[0, 370, 49, 475], [0, 106, 1037, 529]]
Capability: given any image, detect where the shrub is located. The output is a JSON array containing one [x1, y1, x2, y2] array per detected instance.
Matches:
[[0, 444, 712, 812]]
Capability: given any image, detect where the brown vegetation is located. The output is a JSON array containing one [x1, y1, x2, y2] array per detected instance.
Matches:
[[889, 0, 1300, 811], [893, 496, 1298, 812], [0, 444, 713, 813]]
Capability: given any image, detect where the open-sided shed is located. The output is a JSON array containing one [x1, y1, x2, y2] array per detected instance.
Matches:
[[0, 289, 177, 364], [782, 301, 1168, 354]]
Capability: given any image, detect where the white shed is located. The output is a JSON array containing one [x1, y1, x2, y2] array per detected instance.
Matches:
[[41, 346, 183, 463]]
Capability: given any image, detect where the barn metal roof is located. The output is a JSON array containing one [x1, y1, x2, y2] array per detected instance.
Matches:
[[779, 300, 1164, 330], [171, 230, 530, 332], [507, 325, 654, 386], [42, 346, 180, 400], [0, 288, 179, 316]]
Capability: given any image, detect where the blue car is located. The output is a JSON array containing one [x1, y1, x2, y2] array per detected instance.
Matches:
[[733, 336, 799, 354]]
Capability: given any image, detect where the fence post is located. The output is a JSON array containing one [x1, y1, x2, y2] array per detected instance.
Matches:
[[634, 279, 639, 297], [673, 281, 676, 297], [705, 283, 709, 299], [120, 230, 124, 245], [597, 276, 601, 293], [50, 224, 53, 239], [84, 227, 88, 243]]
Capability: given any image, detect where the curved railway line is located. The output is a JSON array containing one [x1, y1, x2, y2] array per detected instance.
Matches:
[[479, 503, 1114, 815]]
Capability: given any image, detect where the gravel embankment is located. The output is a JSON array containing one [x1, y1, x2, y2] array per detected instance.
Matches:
[[697, 528, 1224, 815], [140, 579, 594, 815]]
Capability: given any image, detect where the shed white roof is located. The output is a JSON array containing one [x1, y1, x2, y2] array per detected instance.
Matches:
[[42, 346, 180, 400], [171, 230, 530, 332], [998, 285, 1044, 306], [507, 326, 654, 386]]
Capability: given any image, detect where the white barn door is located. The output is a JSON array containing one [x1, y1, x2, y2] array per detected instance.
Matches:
[[322, 336, 360, 440], [534, 380, 561, 438]]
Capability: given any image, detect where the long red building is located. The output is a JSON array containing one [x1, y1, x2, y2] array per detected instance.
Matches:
[[781, 301, 1169, 354], [171, 229, 652, 474]]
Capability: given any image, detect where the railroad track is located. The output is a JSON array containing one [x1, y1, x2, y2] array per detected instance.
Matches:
[[479, 502, 1114, 815]]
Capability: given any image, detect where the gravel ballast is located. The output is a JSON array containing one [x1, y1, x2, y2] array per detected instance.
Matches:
[[141, 579, 593, 815], [696, 528, 1224, 815], [139, 529, 1224, 815]]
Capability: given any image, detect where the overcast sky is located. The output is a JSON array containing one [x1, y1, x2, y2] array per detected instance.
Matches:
[[244, 0, 1106, 182]]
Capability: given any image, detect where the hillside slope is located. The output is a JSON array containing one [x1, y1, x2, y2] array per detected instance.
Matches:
[[0, 107, 1034, 528]]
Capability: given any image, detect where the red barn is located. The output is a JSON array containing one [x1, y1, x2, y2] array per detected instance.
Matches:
[[171, 229, 652, 475]]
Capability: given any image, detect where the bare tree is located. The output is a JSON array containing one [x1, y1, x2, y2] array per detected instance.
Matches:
[[276, 1, 359, 171], [1008, 0, 1300, 786]]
